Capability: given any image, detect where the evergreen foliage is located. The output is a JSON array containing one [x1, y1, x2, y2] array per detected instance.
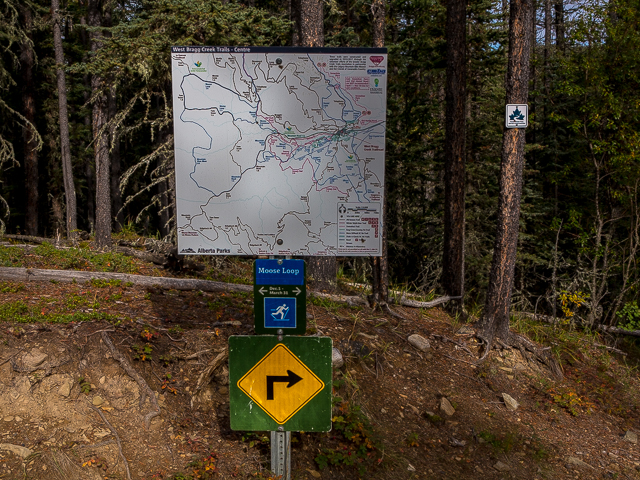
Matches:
[[0, 0, 638, 329]]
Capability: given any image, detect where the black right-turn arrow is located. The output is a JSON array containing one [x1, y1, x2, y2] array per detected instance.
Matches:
[[266, 370, 303, 400]]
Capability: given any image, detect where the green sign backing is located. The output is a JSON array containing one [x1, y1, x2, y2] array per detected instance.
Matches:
[[229, 336, 332, 432]]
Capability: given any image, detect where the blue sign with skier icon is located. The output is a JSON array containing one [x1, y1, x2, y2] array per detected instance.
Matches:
[[264, 297, 297, 329], [253, 259, 306, 335]]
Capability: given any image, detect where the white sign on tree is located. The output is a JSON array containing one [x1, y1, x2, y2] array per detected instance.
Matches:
[[171, 46, 388, 256], [505, 104, 528, 128]]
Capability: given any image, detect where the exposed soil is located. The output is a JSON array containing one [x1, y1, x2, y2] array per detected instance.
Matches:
[[0, 262, 639, 479]]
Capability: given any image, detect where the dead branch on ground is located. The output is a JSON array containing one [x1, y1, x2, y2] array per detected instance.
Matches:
[[101, 332, 160, 429], [382, 303, 410, 321], [191, 347, 229, 408], [431, 334, 473, 355], [88, 403, 132, 480], [396, 295, 462, 309], [0, 347, 24, 367]]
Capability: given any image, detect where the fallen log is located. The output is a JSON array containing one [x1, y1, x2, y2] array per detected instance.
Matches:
[[597, 324, 640, 338], [0, 266, 458, 311], [515, 311, 640, 338], [396, 295, 462, 309], [1, 234, 66, 245], [0, 267, 251, 293], [309, 291, 368, 306], [112, 246, 167, 266]]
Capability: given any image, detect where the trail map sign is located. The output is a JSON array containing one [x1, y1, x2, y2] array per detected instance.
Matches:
[[254, 259, 306, 335], [229, 336, 332, 431], [171, 46, 387, 256]]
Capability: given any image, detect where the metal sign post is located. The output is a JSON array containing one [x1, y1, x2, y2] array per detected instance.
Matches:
[[229, 304, 332, 480], [271, 430, 291, 479]]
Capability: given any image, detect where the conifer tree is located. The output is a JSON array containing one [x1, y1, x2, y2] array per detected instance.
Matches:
[[442, 0, 467, 312], [52, 0, 78, 239], [478, 0, 533, 349]]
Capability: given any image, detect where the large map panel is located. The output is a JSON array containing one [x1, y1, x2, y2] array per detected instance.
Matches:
[[171, 46, 387, 256]]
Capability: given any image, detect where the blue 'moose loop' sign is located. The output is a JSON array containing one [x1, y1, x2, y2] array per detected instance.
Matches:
[[255, 259, 305, 285], [254, 259, 306, 335]]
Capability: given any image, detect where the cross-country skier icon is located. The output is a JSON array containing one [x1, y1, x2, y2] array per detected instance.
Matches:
[[271, 304, 290, 320]]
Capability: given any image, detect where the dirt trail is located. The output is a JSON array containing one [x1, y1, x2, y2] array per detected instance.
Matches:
[[0, 278, 638, 479]]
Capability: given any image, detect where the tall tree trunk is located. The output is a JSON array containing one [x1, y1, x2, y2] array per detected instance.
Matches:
[[502, 0, 509, 28], [296, 0, 335, 290], [84, 100, 96, 231], [158, 127, 173, 238], [442, 0, 467, 312], [371, 0, 385, 49], [299, 0, 324, 47], [477, 0, 533, 344], [544, 0, 551, 129], [89, 0, 111, 248], [104, 5, 122, 232], [544, 0, 551, 59], [370, 0, 388, 305], [80, 16, 95, 232], [52, 0, 78, 239], [554, 0, 564, 51], [290, 0, 301, 46], [20, 4, 38, 236], [109, 84, 123, 231]]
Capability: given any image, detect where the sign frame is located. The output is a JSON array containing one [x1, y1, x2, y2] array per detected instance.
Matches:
[[171, 46, 387, 257], [229, 336, 332, 432]]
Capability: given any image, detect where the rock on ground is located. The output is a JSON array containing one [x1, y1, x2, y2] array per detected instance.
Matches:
[[22, 349, 48, 368], [58, 379, 72, 397], [440, 397, 455, 416], [332, 348, 344, 368], [0, 443, 32, 459], [502, 392, 519, 411], [567, 456, 594, 469], [408, 334, 430, 352], [623, 430, 637, 444]]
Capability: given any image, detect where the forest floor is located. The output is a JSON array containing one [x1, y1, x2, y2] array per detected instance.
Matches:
[[0, 241, 639, 479]]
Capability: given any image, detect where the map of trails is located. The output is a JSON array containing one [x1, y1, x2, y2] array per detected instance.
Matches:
[[171, 46, 387, 256]]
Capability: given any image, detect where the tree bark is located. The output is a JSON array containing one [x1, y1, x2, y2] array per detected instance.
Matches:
[[84, 74, 95, 232], [89, 0, 111, 248], [290, 0, 301, 46], [299, 0, 324, 47], [544, 0, 551, 130], [370, 0, 388, 305], [554, 0, 565, 51], [19, 4, 38, 236], [79, 15, 95, 232], [477, 0, 533, 344], [442, 0, 467, 312], [544, 0, 551, 56], [371, 0, 385, 49], [109, 84, 123, 231], [297, 0, 336, 291], [52, 0, 78, 240]]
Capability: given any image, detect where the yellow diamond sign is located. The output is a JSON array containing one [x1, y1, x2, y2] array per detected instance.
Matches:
[[237, 344, 325, 424]]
